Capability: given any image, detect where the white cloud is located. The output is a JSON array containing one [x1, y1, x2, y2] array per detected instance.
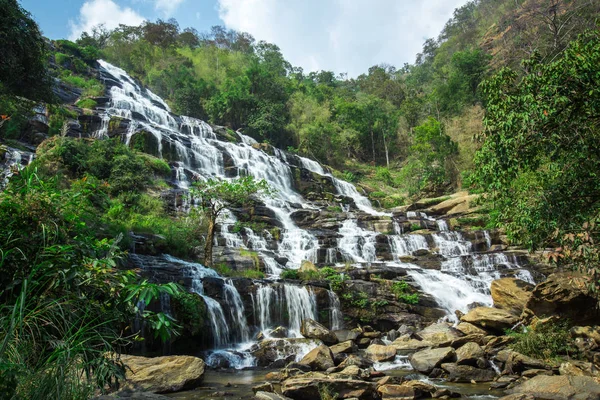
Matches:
[[218, 0, 469, 77], [69, 0, 146, 41], [154, 0, 185, 17]]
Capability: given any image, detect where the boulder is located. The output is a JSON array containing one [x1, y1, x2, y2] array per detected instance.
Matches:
[[299, 344, 335, 371], [409, 347, 456, 374], [440, 363, 496, 382], [491, 278, 533, 316], [461, 306, 518, 333], [496, 350, 549, 374], [281, 374, 377, 400], [334, 329, 360, 342], [365, 344, 397, 362], [572, 326, 600, 344], [120, 355, 205, 393], [507, 375, 600, 400], [456, 342, 485, 366], [377, 384, 420, 399], [416, 323, 463, 346], [523, 272, 599, 325], [337, 354, 373, 369], [253, 383, 275, 394], [455, 322, 489, 336], [254, 392, 293, 400], [301, 319, 338, 345], [330, 340, 357, 355], [253, 338, 322, 367], [391, 336, 433, 355], [94, 390, 170, 399]]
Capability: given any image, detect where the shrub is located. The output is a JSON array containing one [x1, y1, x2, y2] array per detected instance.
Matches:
[[281, 269, 300, 280], [507, 321, 580, 361], [391, 280, 419, 304], [76, 98, 97, 109]]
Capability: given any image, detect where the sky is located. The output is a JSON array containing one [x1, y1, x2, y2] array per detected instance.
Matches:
[[20, 0, 470, 77]]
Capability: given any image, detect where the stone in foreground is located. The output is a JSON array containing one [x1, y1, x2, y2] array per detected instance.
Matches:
[[298, 344, 335, 371], [301, 319, 338, 344], [507, 375, 600, 400], [409, 347, 456, 374], [120, 355, 205, 393], [461, 306, 518, 333]]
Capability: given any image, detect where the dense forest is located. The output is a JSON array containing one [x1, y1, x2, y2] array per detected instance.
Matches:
[[1, 0, 600, 398]]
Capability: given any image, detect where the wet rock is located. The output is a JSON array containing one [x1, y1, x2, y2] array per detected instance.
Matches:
[[330, 340, 358, 355], [440, 363, 496, 382], [522, 272, 599, 325], [300, 319, 338, 344], [456, 342, 485, 366], [365, 344, 397, 362], [253, 339, 322, 367], [507, 375, 600, 399], [120, 355, 205, 393], [415, 323, 463, 346], [252, 383, 274, 393], [461, 307, 519, 333], [409, 347, 456, 374], [270, 326, 290, 338], [298, 344, 335, 371], [491, 278, 533, 316], [254, 392, 293, 400], [281, 373, 377, 400]]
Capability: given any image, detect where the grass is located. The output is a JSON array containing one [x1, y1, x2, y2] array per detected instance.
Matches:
[[390, 280, 420, 305], [60, 71, 104, 97], [75, 98, 97, 109]]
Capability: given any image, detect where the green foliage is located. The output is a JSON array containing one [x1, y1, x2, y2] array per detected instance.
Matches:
[[0, 0, 53, 102], [0, 166, 184, 399], [75, 98, 98, 109], [281, 269, 300, 280], [391, 280, 420, 304], [474, 31, 600, 249], [171, 292, 206, 337], [59, 70, 104, 97], [398, 117, 458, 197], [507, 321, 580, 361]]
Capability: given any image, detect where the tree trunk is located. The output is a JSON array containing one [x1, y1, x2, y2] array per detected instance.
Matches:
[[371, 130, 376, 164], [383, 134, 390, 168], [204, 215, 216, 267]]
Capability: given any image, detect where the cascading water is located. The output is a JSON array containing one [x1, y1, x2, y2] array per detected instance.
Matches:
[[96, 60, 542, 369]]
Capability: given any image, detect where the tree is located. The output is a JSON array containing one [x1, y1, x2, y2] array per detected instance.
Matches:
[[0, 0, 52, 102], [474, 31, 600, 248], [191, 176, 270, 266]]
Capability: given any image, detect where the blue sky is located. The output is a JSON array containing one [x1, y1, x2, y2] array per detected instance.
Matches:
[[20, 0, 469, 77]]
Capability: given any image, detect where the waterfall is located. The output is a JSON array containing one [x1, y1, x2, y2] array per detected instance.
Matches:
[[337, 219, 378, 264], [328, 290, 343, 330], [252, 283, 317, 337], [95, 60, 542, 364]]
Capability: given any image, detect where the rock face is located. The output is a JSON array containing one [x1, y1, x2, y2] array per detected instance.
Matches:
[[300, 319, 338, 344], [491, 278, 533, 316], [365, 344, 397, 362], [523, 272, 599, 325], [120, 355, 205, 393], [507, 375, 600, 400], [298, 345, 335, 371], [409, 347, 456, 374], [461, 306, 519, 333]]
